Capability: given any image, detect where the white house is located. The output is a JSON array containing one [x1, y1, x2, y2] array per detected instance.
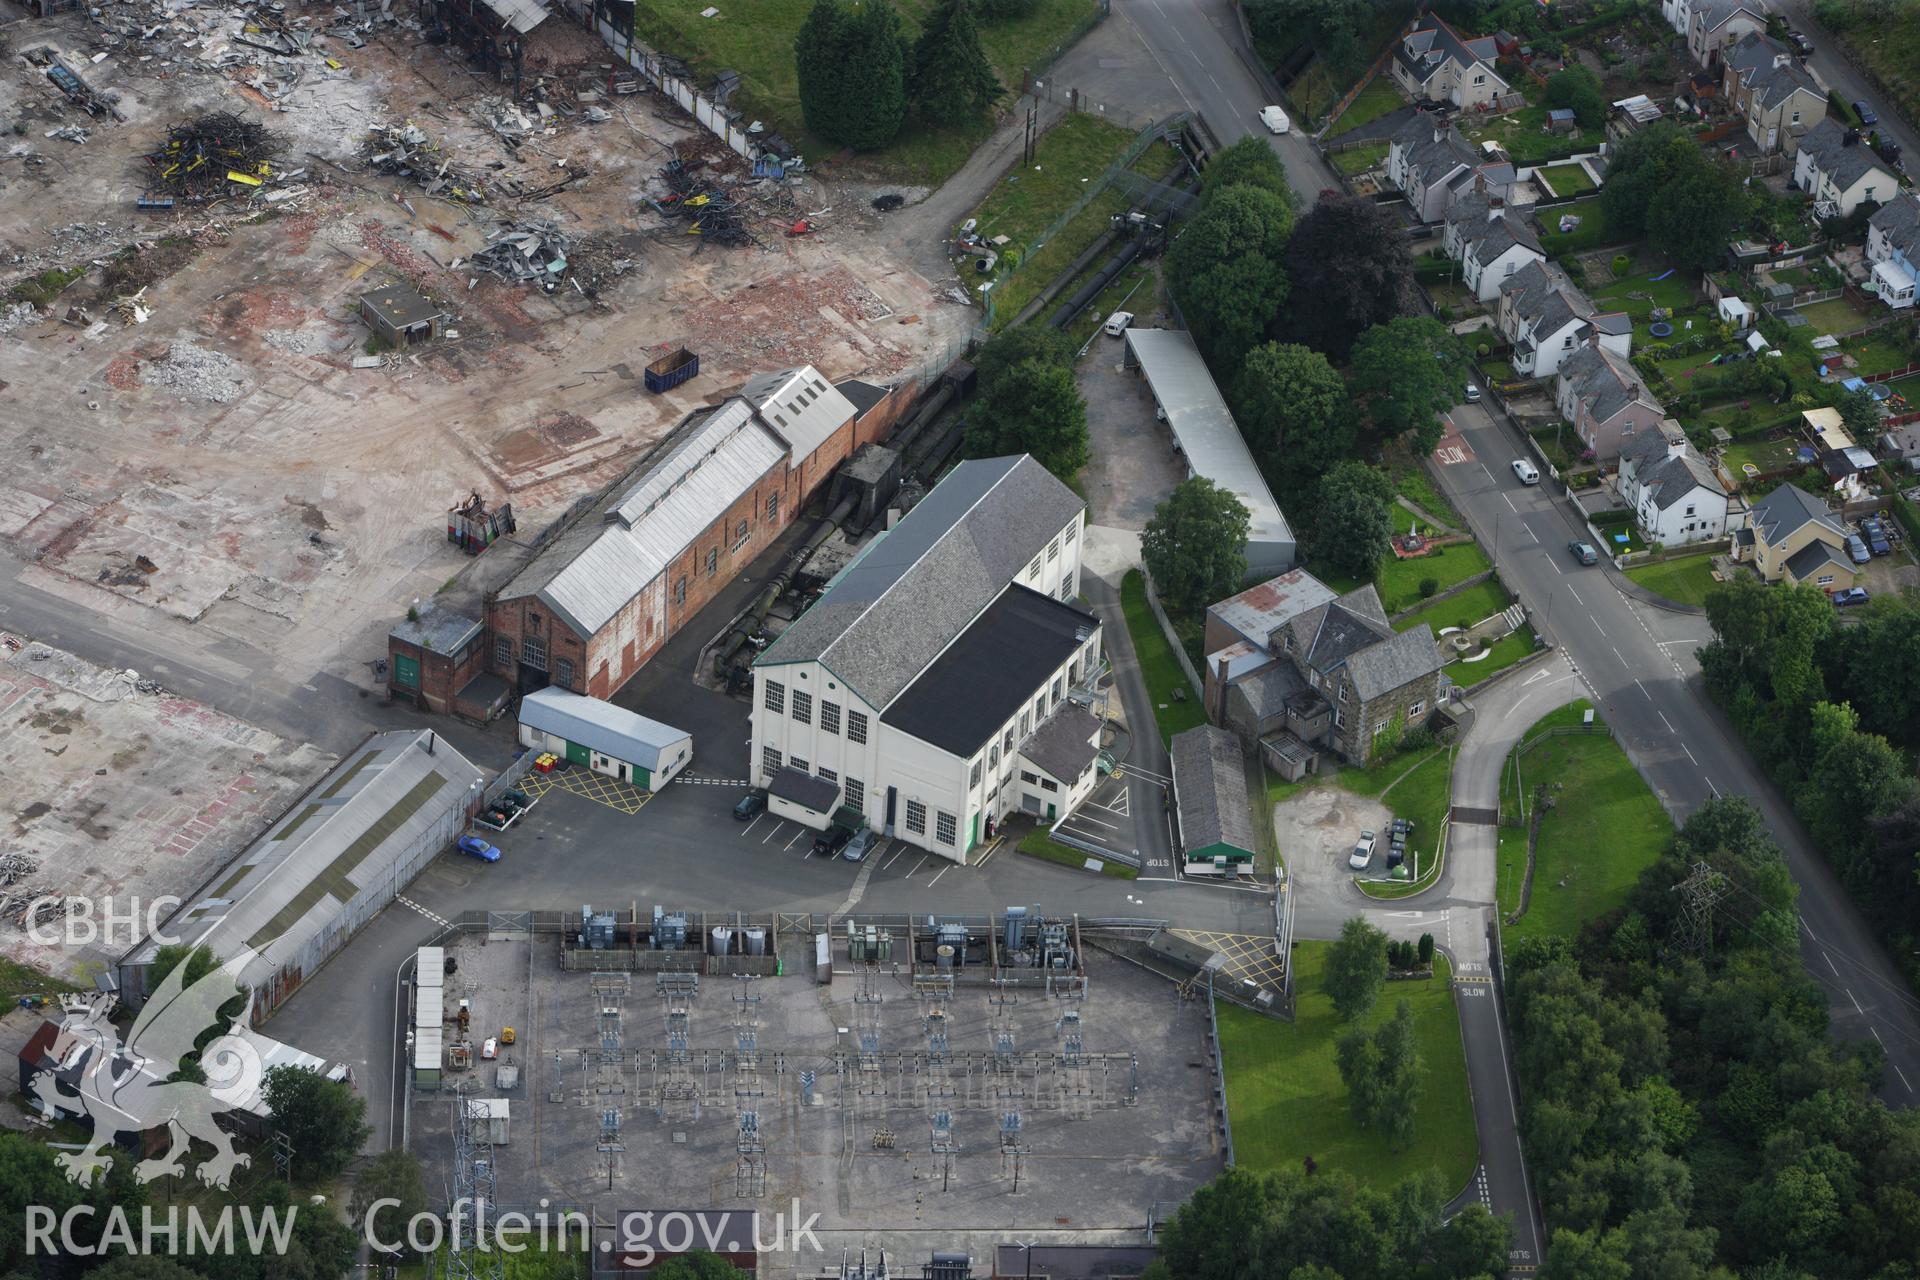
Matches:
[[1794, 118, 1900, 217], [1866, 190, 1920, 309], [1498, 260, 1631, 380], [1617, 421, 1733, 545], [1387, 116, 1483, 224], [1661, 0, 1694, 37], [1391, 14, 1508, 109], [750, 455, 1105, 862], [1458, 209, 1546, 303], [1689, 0, 1773, 68], [516, 687, 691, 789]]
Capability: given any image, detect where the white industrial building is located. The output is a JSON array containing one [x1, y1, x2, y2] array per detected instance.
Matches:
[[119, 730, 488, 1022], [1122, 328, 1296, 576], [517, 687, 691, 789], [750, 455, 1107, 861]]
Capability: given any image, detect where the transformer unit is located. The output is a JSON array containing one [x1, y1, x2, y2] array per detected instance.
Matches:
[[578, 904, 616, 950], [652, 906, 688, 950]]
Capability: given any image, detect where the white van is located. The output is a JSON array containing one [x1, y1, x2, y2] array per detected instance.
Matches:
[[1103, 310, 1134, 337], [1261, 105, 1290, 134]]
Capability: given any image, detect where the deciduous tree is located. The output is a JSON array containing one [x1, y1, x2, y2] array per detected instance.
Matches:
[[1322, 916, 1388, 1021], [262, 1065, 372, 1184], [1350, 316, 1461, 452], [353, 1150, 429, 1261], [1200, 135, 1297, 206], [1544, 65, 1606, 129], [1307, 461, 1393, 583], [1166, 185, 1293, 366], [971, 323, 1075, 393], [1139, 478, 1251, 613], [1232, 342, 1351, 498], [963, 359, 1089, 481], [1284, 195, 1417, 360]]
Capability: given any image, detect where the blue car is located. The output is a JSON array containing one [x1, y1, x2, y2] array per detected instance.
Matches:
[[1854, 100, 1878, 126], [1832, 587, 1871, 608], [457, 834, 501, 862], [1861, 518, 1891, 556]]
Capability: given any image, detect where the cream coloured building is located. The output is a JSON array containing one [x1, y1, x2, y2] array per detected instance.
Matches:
[[749, 456, 1106, 861]]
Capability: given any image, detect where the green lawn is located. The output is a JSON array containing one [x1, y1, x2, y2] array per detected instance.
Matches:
[[1017, 826, 1139, 878], [1120, 570, 1207, 748], [1535, 161, 1596, 196], [1376, 540, 1493, 613], [1588, 513, 1647, 556], [1331, 140, 1390, 174], [1459, 107, 1606, 166], [1395, 468, 1463, 531], [1625, 554, 1723, 607], [1448, 624, 1537, 686], [1838, 329, 1916, 378], [1495, 706, 1673, 943], [0, 956, 73, 1009], [1218, 945, 1475, 1191], [1392, 579, 1512, 636], [1720, 431, 1804, 485], [629, 0, 1099, 184], [1794, 296, 1871, 336], [1537, 198, 1618, 258], [1588, 270, 1702, 319], [1328, 75, 1404, 136]]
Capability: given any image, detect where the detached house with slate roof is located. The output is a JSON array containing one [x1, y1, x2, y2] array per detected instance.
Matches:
[[1388, 116, 1484, 224], [1866, 191, 1920, 309], [1391, 14, 1508, 109], [750, 456, 1104, 861], [1554, 340, 1666, 463], [1498, 261, 1632, 380], [1617, 421, 1734, 546], [1200, 569, 1444, 779], [1721, 32, 1827, 154], [1731, 481, 1861, 589], [1794, 118, 1901, 217]]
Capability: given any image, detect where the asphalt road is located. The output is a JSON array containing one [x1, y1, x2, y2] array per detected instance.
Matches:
[[1117, 0, 1336, 201], [1779, 2, 1919, 166], [1431, 401, 1920, 1105]]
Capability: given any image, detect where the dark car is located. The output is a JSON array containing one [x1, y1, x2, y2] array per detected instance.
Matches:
[[1845, 533, 1872, 565], [1832, 586, 1871, 607], [812, 825, 854, 858], [1786, 30, 1814, 55], [841, 829, 879, 862], [1567, 539, 1599, 566], [732, 789, 766, 821], [1861, 518, 1891, 556], [1854, 99, 1879, 126]]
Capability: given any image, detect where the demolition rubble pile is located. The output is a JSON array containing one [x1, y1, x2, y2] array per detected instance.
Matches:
[[365, 121, 492, 203], [464, 219, 640, 296], [651, 155, 757, 248], [143, 112, 285, 202], [145, 341, 247, 403]]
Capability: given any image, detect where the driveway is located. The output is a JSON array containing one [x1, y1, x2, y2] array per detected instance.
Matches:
[[1078, 335, 1185, 530], [1271, 785, 1390, 925]]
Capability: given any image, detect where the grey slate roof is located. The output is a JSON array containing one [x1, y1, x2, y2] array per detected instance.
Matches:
[[1622, 428, 1725, 510], [1502, 260, 1598, 348], [1724, 33, 1823, 111], [1019, 703, 1102, 783], [767, 765, 839, 813], [1785, 538, 1849, 581], [1229, 660, 1306, 722], [1463, 212, 1544, 268], [1391, 115, 1478, 188], [518, 687, 690, 770], [755, 455, 1084, 709], [497, 398, 786, 637], [1283, 584, 1441, 702], [1346, 626, 1445, 703], [125, 730, 486, 990], [1445, 189, 1495, 234], [1870, 191, 1920, 261], [1170, 725, 1255, 856], [1559, 342, 1662, 425], [388, 603, 482, 654], [1695, 0, 1768, 34], [1395, 14, 1503, 87], [833, 377, 891, 419], [1751, 481, 1846, 547], [1796, 118, 1898, 193]]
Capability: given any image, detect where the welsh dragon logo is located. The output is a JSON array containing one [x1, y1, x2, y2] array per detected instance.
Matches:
[[32, 945, 267, 1189]]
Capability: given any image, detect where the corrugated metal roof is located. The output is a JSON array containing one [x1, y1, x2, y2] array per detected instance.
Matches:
[[518, 688, 690, 770], [1123, 329, 1293, 548], [129, 730, 486, 995], [480, 0, 549, 34], [500, 402, 787, 636], [414, 1026, 443, 1070], [417, 946, 444, 988], [740, 365, 855, 462]]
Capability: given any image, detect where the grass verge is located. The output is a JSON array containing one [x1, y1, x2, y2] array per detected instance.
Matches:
[[1217, 945, 1475, 1191], [1495, 704, 1672, 942], [1119, 570, 1206, 748], [1328, 75, 1404, 136], [0, 956, 74, 1009], [1625, 554, 1722, 607], [1016, 826, 1139, 878], [1393, 579, 1511, 634], [1376, 541, 1493, 613], [1449, 624, 1537, 686]]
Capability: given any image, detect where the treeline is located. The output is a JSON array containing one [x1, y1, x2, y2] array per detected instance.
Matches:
[[1698, 577, 1920, 992], [1165, 140, 1465, 578], [1507, 795, 1920, 1278]]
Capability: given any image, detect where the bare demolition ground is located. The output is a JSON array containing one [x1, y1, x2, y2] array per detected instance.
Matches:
[[0, 4, 971, 695], [0, 631, 330, 984]]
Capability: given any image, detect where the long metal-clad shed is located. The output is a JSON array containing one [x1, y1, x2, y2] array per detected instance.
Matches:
[[517, 687, 691, 789], [1170, 724, 1256, 877], [1123, 328, 1296, 576], [117, 729, 488, 1020]]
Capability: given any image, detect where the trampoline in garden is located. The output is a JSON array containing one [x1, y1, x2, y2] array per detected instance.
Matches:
[[1869, 383, 1893, 401], [1649, 321, 1675, 338]]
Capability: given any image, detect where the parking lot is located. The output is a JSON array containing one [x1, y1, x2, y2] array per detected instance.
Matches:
[[1050, 765, 1175, 877]]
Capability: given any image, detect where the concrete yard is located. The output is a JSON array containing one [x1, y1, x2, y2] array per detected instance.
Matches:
[[0, 4, 971, 710], [0, 631, 331, 981], [407, 929, 1222, 1267]]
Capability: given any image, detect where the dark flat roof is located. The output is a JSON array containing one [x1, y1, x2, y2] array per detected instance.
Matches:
[[360, 282, 444, 328], [768, 765, 839, 812], [881, 585, 1096, 758], [834, 377, 891, 418]]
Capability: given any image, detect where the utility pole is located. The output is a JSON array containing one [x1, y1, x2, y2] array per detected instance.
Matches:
[[1673, 861, 1731, 955]]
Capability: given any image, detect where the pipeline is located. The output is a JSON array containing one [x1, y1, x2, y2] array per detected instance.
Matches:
[[711, 493, 855, 678], [884, 378, 958, 461], [1044, 174, 1201, 330]]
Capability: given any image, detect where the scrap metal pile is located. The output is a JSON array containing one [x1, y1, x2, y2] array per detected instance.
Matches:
[[144, 112, 285, 203], [0, 852, 58, 931], [652, 156, 758, 249], [365, 121, 492, 204], [465, 220, 640, 296]]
